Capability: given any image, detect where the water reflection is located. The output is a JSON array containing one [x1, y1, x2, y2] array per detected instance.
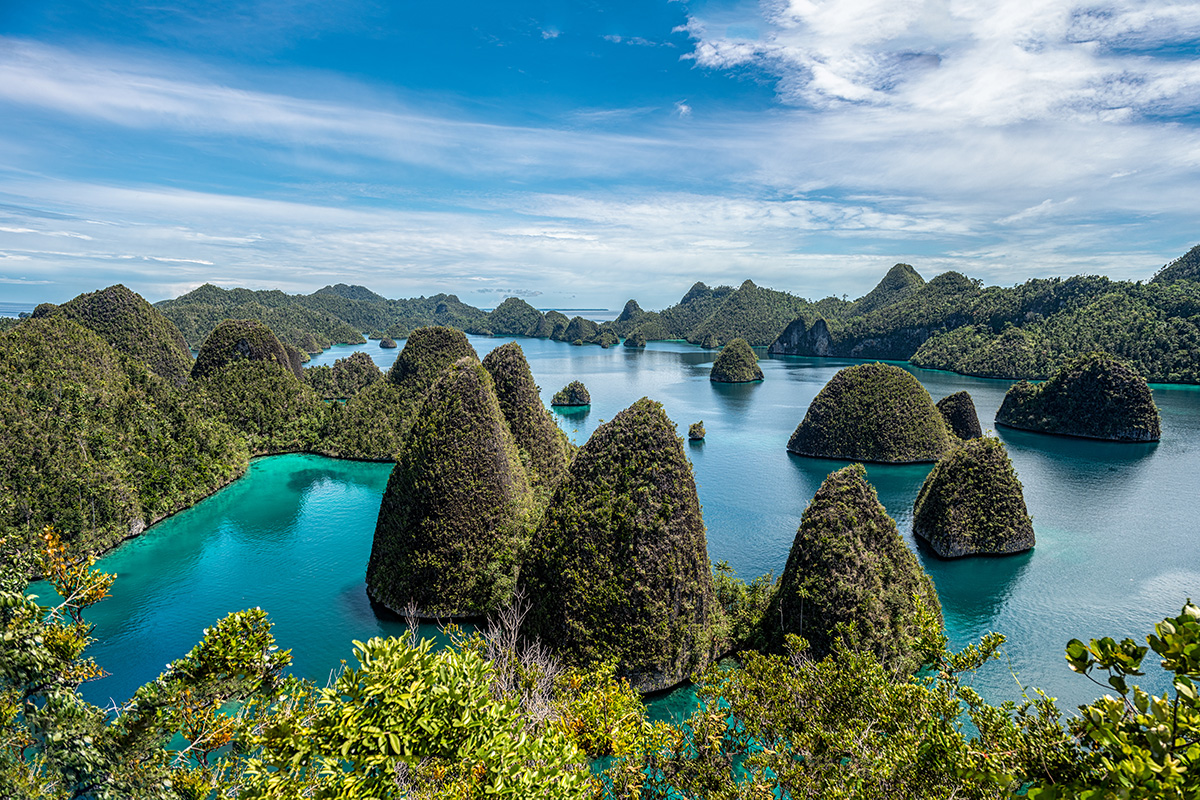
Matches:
[[917, 543, 1034, 626], [710, 380, 759, 417]]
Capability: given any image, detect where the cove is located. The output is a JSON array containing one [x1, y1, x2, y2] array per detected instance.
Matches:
[[46, 335, 1200, 718]]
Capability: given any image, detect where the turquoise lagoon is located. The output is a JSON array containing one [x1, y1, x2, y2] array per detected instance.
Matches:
[[47, 336, 1200, 719]]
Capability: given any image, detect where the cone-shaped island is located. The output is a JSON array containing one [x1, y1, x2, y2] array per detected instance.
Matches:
[[709, 338, 763, 383], [913, 436, 1034, 558], [520, 398, 715, 692], [766, 464, 940, 671], [551, 380, 591, 407], [482, 342, 571, 489], [366, 356, 533, 618], [936, 391, 983, 440], [48, 284, 193, 386], [787, 363, 953, 462], [191, 318, 300, 381], [996, 354, 1161, 442]]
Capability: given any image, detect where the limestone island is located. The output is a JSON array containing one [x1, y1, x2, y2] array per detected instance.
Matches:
[[624, 331, 647, 348], [913, 436, 1035, 558], [936, 390, 983, 439], [482, 342, 572, 489], [709, 337, 763, 383], [688, 421, 705, 440], [765, 464, 940, 671], [191, 318, 303, 381], [551, 380, 591, 407], [787, 362, 954, 463], [995, 353, 1161, 442], [379, 336, 397, 348], [366, 356, 532, 619], [520, 398, 716, 692]]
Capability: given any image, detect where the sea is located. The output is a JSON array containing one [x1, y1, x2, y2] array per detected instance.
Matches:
[[32, 335, 1200, 723]]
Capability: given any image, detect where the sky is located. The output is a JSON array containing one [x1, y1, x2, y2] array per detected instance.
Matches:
[[1, 0, 1199, 309]]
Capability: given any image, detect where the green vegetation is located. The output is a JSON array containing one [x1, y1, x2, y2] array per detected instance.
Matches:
[[320, 327, 479, 461], [688, 421, 705, 440], [191, 318, 301, 381], [852, 262, 926, 314], [762, 254, 1200, 384], [6, 521, 1200, 798], [1151, 243, 1200, 284], [379, 336, 397, 348], [709, 337, 763, 382], [914, 436, 1035, 558], [367, 357, 534, 618], [0, 316, 247, 560], [624, 331, 646, 348], [188, 359, 329, 455], [787, 362, 954, 462], [482, 342, 572, 489], [521, 398, 716, 692], [39, 284, 193, 386], [996, 353, 1162, 442], [486, 297, 544, 336], [764, 464, 940, 671], [304, 350, 381, 400], [156, 283, 367, 352], [551, 380, 591, 406], [608, 279, 843, 348], [937, 390, 983, 439]]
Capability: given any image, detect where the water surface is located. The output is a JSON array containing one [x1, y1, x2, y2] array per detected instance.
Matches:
[[50, 336, 1200, 718]]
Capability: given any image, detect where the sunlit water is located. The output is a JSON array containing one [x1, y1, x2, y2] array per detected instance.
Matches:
[[36, 336, 1200, 722]]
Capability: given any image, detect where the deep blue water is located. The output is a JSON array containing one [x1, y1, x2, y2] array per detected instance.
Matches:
[[38, 336, 1200, 722]]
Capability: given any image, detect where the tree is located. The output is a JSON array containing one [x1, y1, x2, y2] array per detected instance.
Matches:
[[0, 527, 288, 799]]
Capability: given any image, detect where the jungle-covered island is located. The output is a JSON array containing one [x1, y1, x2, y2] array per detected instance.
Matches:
[[708, 337, 763, 383], [3, 250, 1200, 798], [913, 436, 1036, 558], [786, 362, 955, 462], [995, 353, 1163, 442]]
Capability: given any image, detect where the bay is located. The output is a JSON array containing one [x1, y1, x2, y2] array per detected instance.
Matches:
[[44, 335, 1200, 719]]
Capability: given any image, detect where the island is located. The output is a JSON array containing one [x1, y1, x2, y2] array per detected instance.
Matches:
[[913, 437, 1035, 557], [551, 380, 591, 407], [765, 463, 940, 672], [936, 390, 983, 440], [995, 353, 1161, 442], [709, 337, 763, 383], [520, 398, 716, 692], [366, 356, 533, 618], [786, 363, 954, 462]]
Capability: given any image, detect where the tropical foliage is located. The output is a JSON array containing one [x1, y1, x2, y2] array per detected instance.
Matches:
[[995, 353, 1162, 442], [787, 362, 954, 462]]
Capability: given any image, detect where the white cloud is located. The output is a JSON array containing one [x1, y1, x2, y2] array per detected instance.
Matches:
[[683, 0, 1200, 125]]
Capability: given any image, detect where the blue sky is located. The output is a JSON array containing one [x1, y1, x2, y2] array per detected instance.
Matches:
[[1, 0, 1199, 308]]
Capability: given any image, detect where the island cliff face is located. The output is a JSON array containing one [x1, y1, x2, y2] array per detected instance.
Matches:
[[995, 354, 1161, 442], [787, 363, 954, 463], [366, 357, 533, 618], [936, 391, 983, 440], [913, 437, 1035, 558], [482, 342, 572, 489], [709, 338, 764, 383], [765, 464, 940, 672], [520, 398, 716, 692]]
